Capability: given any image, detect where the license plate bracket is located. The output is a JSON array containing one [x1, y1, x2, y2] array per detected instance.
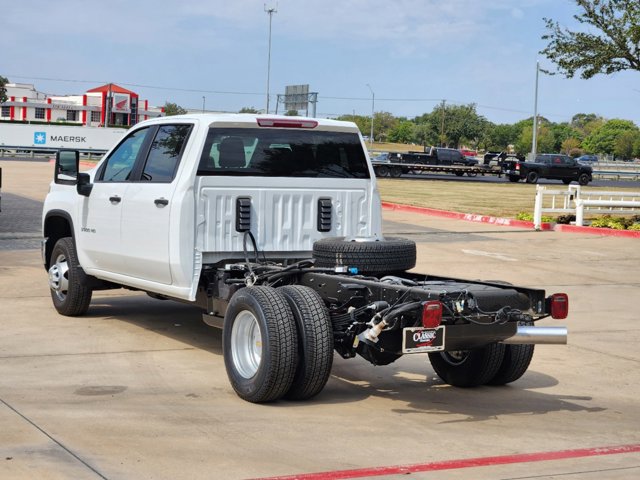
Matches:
[[402, 326, 445, 353]]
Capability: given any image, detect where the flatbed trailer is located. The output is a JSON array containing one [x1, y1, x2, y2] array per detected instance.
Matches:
[[372, 161, 504, 178]]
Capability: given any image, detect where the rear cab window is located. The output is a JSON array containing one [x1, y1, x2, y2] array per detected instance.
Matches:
[[197, 128, 370, 178]]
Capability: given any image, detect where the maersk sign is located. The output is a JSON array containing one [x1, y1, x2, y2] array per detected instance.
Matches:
[[1, 124, 126, 152]]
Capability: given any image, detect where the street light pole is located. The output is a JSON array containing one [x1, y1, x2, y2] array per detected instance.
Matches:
[[265, 4, 277, 114], [366, 84, 374, 147], [531, 61, 540, 160], [202, 96, 205, 113]]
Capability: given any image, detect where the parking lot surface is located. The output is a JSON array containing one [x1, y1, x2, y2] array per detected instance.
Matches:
[[1, 160, 639, 479]]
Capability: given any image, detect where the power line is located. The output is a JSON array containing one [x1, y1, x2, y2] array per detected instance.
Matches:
[[5, 74, 571, 120]]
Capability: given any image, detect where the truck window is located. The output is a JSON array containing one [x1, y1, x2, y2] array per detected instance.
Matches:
[[100, 128, 151, 182], [141, 124, 193, 182], [197, 128, 370, 178]]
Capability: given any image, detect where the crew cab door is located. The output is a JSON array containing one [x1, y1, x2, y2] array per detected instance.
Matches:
[[78, 127, 152, 274], [118, 124, 192, 285]]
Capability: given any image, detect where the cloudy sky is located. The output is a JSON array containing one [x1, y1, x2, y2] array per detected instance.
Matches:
[[3, 0, 638, 124]]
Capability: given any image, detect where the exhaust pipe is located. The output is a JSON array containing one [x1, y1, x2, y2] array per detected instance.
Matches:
[[501, 325, 567, 345]]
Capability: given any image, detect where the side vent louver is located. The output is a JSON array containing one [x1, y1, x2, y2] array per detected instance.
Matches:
[[317, 198, 332, 232], [236, 197, 251, 232]]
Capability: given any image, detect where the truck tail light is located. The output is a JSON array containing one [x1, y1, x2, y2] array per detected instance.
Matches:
[[515, 162, 521, 170], [257, 118, 318, 129], [421, 301, 442, 328], [549, 293, 569, 319]]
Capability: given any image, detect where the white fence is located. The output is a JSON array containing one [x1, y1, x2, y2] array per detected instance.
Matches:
[[533, 185, 640, 229]]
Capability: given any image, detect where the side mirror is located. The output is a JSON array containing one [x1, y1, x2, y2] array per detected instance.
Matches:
[[77, 173, 93, 197], [55, 150, 79, 185]]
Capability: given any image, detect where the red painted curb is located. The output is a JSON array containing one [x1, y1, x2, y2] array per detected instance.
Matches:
[[382, 201, 640, 238], [253, 443, 640, 480], [381, 201, 553, 231], [555, 223, 640, 238]]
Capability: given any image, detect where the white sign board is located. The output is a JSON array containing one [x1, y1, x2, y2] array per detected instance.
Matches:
[[0, 124, 127, 151]]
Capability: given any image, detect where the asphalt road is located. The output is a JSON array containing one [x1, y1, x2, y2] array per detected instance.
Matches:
[[1, 160, 639, 480], [396, 171, 640, 189]]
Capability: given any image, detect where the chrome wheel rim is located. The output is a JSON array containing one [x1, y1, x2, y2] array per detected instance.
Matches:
[[230, 310, 262, 378], [441, 350, 469, 365], [48, 253, 69, 302]]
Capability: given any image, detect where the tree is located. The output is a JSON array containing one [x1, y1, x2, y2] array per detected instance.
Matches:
[[425, 103, 487, 148], [0, 75, 8, 104], [284, 110, 299, 116], [614, 129, 640, 159], [372, 111, 399, 142], [239, 107, 259, 113], [583, 118, 638, 153], [541, 0, 640, 79], [336, 114, 371, 138], [514, 125, 556, 155], [163, 102, 187, 116], [387, 121, 415, 144], [483, 123, 519, 151], [561, 137, 582, 156]]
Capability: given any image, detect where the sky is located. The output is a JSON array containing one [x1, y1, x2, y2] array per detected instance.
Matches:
[[2, 0, 639, 125]]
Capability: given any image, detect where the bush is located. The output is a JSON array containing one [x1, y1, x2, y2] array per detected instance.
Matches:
[[628, 223, 640, 231], [589, 215, 631, 229], [515, 212, 554, 222]]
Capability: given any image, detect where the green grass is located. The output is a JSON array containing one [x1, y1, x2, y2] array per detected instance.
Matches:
[[377, 178, 637, 219]]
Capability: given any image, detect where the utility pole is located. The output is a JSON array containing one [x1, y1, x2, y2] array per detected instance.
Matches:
[[202, 96, 205, 113], [440, 99, 446, 147], [366, 84, 375, 147], [531, 61, 540, 160], [265, 3, 277, 114]]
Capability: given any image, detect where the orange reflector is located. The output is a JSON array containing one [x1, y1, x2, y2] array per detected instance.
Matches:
[[550, 293, 569, 319], [421, 301, 443, 328], [257, 118, 318, 129]]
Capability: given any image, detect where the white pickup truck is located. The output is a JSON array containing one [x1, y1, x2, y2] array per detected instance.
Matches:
[[43, 114, 569, 403]]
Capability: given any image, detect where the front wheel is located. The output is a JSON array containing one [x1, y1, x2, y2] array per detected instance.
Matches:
[[48, 237, 92, 316], [223, 286, 298, 403], [578, 173, 590, 186], [429, 343, 505, 387], [375, 165, 390, 177]]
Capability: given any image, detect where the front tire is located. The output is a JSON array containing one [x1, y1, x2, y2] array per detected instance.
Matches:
[[223, 286, 298, 403], [578, 173, 590, 186], [278, 286, 334, 400], [48, 237, 92, 316], [429, 343, 505, 387]]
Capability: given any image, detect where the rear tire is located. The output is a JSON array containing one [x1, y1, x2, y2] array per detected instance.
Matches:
[[223, 286, 298, 403], [487, 343, 535, 385], [48, 237, 92, 316], [525, 171, 539, 184], [278, 286, 334, 400], [313, 236, 416, 274], [429, 343, 505, 387], [508, 175, 520, 183]]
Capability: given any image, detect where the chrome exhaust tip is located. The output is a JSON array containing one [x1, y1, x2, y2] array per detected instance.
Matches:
[[501, 325, 567, 345]]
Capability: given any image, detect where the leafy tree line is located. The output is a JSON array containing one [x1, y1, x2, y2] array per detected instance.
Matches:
[[336, 106, 640, 159]]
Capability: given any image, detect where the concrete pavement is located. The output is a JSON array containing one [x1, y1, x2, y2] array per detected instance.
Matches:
[[1, 159, 638, 479]]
